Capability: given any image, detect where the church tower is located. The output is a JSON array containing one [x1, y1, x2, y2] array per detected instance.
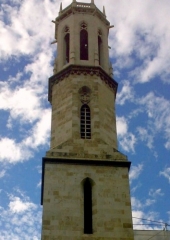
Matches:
[[41, 1, 134, 239]]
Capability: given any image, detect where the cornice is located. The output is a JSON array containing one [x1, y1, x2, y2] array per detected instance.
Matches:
[[56, 2, 109, 27], [48, 65, 118, 103]]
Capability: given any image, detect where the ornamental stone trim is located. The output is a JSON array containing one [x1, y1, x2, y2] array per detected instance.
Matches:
[[48, 65, 118, 102], [57, 2, 109, 26]]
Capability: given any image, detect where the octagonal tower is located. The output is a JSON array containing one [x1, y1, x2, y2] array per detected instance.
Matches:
[[41, 1, 134, 239]]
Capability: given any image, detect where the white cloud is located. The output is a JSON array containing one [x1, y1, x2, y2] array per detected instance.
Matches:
[[0, 0, 55, 59], [149, 189, 164, 198], [116, 116, 137, 152], [23, 109, 51, 148], [0, 0, 53, 165], [137, 127, 154, 149], [0, 170, 6, 178], [131, 197, 163, 230], [132, 196, 156, 211], [131, 197, 143, 210], [37, 181, 41, 188], [119, 132, 136, 152], [9, 196, 36, 213], [129, 164, 143, 182], [132, 210, 145, 230], [132, 210, 162, 230], [0, 83, 42, 123], [0, 191, 41, 239], [160, 168, 170, 183], [116, 116, 128, 136], [116, 80, 134, 105], [1, 0, 170, 84], [25, 51, 53, 85], [106, 0, 170, 83], [145, 199, 156, 207], [0, 138, 32, 163], [138, 92, 170, 150], [0, 108, 51, 163]]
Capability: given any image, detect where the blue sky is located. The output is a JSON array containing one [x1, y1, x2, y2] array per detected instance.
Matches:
[[0, 0, 170, 238]]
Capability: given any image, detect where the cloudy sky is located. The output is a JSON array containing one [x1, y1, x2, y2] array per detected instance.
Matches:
[[0, 0, 170, 238]]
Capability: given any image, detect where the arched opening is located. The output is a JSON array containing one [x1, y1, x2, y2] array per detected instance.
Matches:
[[64, 33, 70, 64], [84, 178, 92, 234], [80, 29, 88, 60], [98, 35, 102, 65], [80, 104, 91, 139]]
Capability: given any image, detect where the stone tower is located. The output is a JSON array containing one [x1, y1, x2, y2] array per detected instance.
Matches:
[[41, 0, 134, 239]]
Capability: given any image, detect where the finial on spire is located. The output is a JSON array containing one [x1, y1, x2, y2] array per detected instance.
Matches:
[[60, 2, 62, 12], [103, 6, 106, 16]]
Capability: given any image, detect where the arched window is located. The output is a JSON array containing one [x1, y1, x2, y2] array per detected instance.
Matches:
[[98, 30, 102, 66], [64, 26, 70, 64], [80, 22, 88, 60], [84, 178, 92, 234], [98, 35, 102, 65], [80, 104, 91, 139], [64, 33, 70, 63]]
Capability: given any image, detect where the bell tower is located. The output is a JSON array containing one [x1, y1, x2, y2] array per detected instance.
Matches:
[[41, 1, 134, 239]]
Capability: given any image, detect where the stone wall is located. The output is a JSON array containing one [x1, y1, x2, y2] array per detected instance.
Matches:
[[42, 161, 134, 240], [49, 73, 118, 155]]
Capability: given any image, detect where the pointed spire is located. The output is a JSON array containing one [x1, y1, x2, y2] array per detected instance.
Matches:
[[73, 0, 76, 2], [60, 2, 62, 12], [103, 6, 106, 16], [91, 0, 94, 4]]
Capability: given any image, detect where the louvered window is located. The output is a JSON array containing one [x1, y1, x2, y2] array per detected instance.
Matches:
[[80, 104, 91, 139]]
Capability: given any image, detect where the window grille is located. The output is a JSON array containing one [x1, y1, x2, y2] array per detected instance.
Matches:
[[80, 104, 91, 139]]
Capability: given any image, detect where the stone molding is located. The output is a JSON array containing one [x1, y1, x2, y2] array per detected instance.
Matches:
[[48, 65, 118, 102], [41, 157, 131, 205], [57, 2, 109, 26]]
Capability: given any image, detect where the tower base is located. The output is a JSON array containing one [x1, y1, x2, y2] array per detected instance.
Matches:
[[41, 157, 134, 240]]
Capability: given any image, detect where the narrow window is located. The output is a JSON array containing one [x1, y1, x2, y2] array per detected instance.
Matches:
[[63, 26, 70, 65], [80, 104, 91, 139], [80, 30, 88, 60], [64, 33, 70, 64], [98, 30, 102, 66], [98, 35, 102, 65], [84, 178, 92, 234], [80, 22, 88, 60]]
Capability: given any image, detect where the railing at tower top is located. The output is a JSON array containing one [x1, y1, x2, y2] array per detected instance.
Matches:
[[75, 2, 92, 8], [58, 1, 105, 17], [57, 1, 108, 23], [60, 2, 94, 13]]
